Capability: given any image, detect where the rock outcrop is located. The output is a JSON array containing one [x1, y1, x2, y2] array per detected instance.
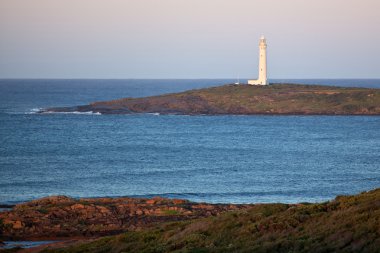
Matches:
[[0, 196, 250, 240]]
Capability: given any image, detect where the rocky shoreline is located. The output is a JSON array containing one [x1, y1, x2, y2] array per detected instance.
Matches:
[[0, 196, 251, 241], [2, 189, 380, 252]]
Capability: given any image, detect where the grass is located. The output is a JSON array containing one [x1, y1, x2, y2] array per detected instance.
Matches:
[[38, 188, 380, 253], [37, 208, 49, 214], [161, 210, 181, 216]]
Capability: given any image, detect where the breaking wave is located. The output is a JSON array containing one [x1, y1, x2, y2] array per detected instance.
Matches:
[[29, 108, 42, 114], [28, 108, 101, 115]]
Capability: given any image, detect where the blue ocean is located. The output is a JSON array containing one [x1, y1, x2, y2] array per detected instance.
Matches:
[[1, 79, 380, 205]]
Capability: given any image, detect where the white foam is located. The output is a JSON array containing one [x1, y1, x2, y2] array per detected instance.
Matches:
[[39, 110, 102, 115], [27, 108, 43, 114], [71, 111, 102, 115]]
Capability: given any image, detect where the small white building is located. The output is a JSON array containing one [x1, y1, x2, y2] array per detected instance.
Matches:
[[248, 36, 269, 85]]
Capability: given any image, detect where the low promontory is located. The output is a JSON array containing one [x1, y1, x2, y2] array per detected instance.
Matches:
[[43, 84, 380, 115], [1, 189, 380, 252]]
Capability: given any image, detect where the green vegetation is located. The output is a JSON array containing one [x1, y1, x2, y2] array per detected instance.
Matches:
[[161, 210, 181, 216], [37, 208, 49, 214], [40, 188, 380, 253]]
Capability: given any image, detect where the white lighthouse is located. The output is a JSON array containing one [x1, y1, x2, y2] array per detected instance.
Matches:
[[248, 36, 268, 85]]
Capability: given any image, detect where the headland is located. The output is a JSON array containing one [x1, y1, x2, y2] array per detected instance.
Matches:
[[41, 83, 380, 115]]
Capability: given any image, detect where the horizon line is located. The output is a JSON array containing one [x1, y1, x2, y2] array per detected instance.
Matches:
[[1, 78, 380, 80]]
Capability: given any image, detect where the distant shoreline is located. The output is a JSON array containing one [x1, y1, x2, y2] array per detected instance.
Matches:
[[40, 83, 380, 116]]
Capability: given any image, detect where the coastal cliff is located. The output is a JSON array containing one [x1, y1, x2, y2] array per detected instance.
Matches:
[[43, 84, 380, 115]]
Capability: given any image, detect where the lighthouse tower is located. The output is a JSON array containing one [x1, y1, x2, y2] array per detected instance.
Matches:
[[248, 36, 268, 85]]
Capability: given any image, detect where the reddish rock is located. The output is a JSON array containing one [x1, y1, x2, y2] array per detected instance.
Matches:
[[96, 206, 111, 214], [153, 209, 163, 215], [12, 220, 23, 229], [146, 199, 156, 205], [152, 196, 165, 203], [173, 199, 186, 205], [70, 204, 85, 210], [0, 196, 251, 240]]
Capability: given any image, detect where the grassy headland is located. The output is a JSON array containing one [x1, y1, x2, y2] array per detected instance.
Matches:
[[44, 84, 380, 115]]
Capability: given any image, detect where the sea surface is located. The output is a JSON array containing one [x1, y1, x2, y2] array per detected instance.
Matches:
[[0, 79, 380, 205]]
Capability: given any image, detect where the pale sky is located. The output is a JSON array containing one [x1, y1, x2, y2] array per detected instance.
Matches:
[[0, 0, 379, 79]]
